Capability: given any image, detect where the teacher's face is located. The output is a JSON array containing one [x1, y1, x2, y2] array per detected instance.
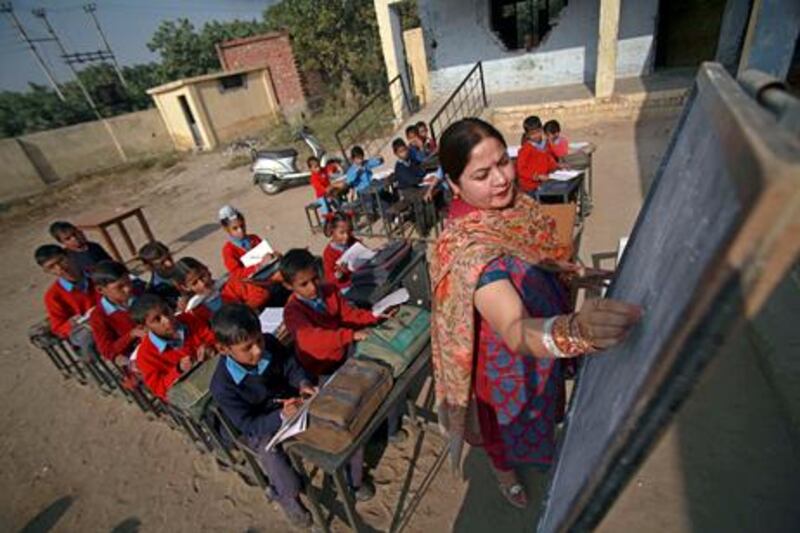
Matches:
[[449, 137, 515, 210]]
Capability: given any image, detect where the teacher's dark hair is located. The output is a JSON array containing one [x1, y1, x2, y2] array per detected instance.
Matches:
[[438, 118, 506, 183]]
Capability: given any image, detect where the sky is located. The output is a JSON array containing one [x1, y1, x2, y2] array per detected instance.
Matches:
[[0, 0, 276, 92]]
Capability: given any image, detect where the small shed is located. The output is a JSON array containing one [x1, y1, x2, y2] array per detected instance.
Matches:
[[147, 66, 280, 151]]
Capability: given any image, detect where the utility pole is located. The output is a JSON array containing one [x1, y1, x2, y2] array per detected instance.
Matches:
[[83, 3, 127, 88], [32, 7, 127, 162], [0, 2, 65, 101]]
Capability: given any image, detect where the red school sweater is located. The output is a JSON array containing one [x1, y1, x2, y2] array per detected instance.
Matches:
[[136, 313, 216, 401], [310, 169, 331, 198], [283, 284, 378, 377], [89, 298, 137, 361], [222, 234, 263, 279], [44, 278, 99, 339], [322, 238, 360, 290], [516, 142, 558, 193], [191, 276, 272, 323]]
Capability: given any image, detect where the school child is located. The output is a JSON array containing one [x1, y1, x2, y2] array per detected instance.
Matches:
[[544, 119, 570, 160], [219, 205, 276, 279], [344, 146, 390, 212], [322, 213, 360, 291], [308, 156, 345, 218], [281, 249, 409, 444], [416, 120, 437, 154], [208, 303, 317, 527], [515, 115, 559, 193], [88, 260, 145, 364], [131, 293, 216, 401], [49, 221, 112, 276], [173, 257, 277, 321], [404, 125, 427, 163], [392, 138, 429, 191], [138, 241, 183, 308], [210, 304, 375, 527], [36, 244, 98, 346], [280, 249, 379, 377]]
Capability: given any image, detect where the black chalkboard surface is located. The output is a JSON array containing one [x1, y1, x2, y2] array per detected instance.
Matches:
[[537, 64, 800, 532]]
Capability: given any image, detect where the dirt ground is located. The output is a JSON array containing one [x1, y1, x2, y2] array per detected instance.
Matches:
[[0, 112, 681, 532]]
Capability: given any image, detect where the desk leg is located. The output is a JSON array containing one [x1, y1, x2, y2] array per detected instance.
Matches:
[[117, 220, 137, 259], [289, 453, 329, 533], [99, 226, 123, 263], [332, 467, 365, 532], [135, 209, 156, 244]]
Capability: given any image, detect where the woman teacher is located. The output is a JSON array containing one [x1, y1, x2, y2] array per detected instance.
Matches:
[[430, 118, 641, 508]]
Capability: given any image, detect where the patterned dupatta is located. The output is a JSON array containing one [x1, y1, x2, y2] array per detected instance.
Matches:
[[428, 192, 572, 467]]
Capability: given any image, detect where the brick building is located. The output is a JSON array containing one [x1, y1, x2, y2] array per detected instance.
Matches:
[[216, 32, 307, 120]]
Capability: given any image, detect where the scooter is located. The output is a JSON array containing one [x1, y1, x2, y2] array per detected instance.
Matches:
[[251, 127, 332, 195]]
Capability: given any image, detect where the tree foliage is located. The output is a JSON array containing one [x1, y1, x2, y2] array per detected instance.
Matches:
[[0, 0, 409, 137]]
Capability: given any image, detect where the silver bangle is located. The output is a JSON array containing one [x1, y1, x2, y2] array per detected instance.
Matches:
[[542, 316, 569, 358]]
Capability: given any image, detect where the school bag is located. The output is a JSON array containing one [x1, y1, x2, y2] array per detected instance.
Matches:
[[167, 358, 217, 420], [296, 358, 393, 454], [345, 240, 413, 308], [350, 240, 412, 287], [354, 305, 430, 377]]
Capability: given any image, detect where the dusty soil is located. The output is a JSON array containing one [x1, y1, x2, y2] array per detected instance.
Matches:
[[0, 112, 680, 532]]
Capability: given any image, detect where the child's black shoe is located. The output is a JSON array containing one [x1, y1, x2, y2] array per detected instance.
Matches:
[[353, 479, 376, 502]]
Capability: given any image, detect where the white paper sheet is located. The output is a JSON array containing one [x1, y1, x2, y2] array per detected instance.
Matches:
[[569, 141, 590, 151], [264, 407, 309, 452], [337, 242, 377, 271], [549, 169, 583, 181], [372, 169, 393, 181], [240, 240, 275, 267], [507, 145, 520, 158], [371, 288, 409, 317], [259, 307, 284, 335]]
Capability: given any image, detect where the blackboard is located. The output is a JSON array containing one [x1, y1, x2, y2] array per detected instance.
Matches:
[[537, 63, 800, 532]]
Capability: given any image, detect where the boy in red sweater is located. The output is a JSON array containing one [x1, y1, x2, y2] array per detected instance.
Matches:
[[280, 249, 379, 377], [515, 115, 558, 193], [174, 257, 282, 321], [36, 245, 98, 348], [219, 205, 277, 279], [88, 260, 146, 364], [131, 294, 217, 401], [322, 213, 361, 292]]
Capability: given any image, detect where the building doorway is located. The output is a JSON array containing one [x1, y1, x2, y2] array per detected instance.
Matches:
[[177, 95, 203, 149], [655, 0, 728, 69]]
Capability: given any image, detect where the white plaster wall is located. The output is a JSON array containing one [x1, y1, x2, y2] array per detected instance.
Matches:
[[418, 0, 657, 97]]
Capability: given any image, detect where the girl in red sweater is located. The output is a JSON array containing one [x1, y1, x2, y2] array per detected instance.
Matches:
[[515, 115, 559, 193], [322, 212, 362, 292], [219, 205, 276, 279]]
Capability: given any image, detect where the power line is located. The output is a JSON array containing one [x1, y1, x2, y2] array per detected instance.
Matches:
[[32, 7, 127, 162], [83, 2, 126, 87], [0, 2, 65, 100]]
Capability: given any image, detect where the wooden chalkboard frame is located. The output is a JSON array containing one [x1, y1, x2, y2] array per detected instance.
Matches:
[[537, 63, 800, 533]]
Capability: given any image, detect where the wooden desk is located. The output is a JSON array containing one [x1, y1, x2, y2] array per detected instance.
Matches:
[[75, 206, 155, 263], [285, 347, 434, 532]]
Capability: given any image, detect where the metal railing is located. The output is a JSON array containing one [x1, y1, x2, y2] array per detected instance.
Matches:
[[335, 75, 413, 162], [429, 62, 488, 142]]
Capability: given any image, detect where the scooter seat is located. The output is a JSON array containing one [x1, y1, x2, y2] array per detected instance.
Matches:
[[255, 148, 298, 159]]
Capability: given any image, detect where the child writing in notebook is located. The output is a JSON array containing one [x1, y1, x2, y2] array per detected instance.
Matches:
[[209, 303, 317, 527], [219, 205, 277, 279], [515, 115, 559, 194], [322, 212, 361, 292]]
